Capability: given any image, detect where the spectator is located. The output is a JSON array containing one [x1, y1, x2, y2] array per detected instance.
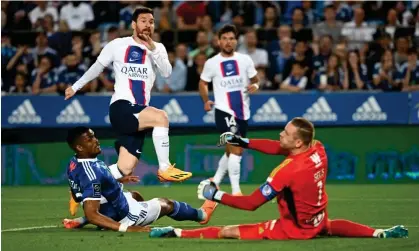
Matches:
[[155, 50, 187, 93], [341, 7, 375, 50], [400, 49, 419, 91], [346, 50, 369, 90], [333, 1, 353, 23], [28, 1, 58, 28], [266, 25, 292, 78], [257, 67, 274, 90], [42, 14, 57, 36], [31, 32, 60, 68], [273, 37, 293, 84], [30, 55, 57, 94], [154, 1, 176, 31], [200, 15, 214, 42], [176, 1, 207, 30], [385, 8, 400, 39], [313, 35, 333, 73], [372, 50, 399, 91], [98, 66, 115, 92], [283, 40, 312, 82], [188, 30, 214, 65], [175, 43, 188, 66], [57, 54, 90, 95], [9, 71, 31, 93], [185, 52, 207, 91], [314, 54, 344, 91], [302, 0, 320, 26], [280, 62, 308, 92], [262, 6, 279, 29], [102, 26, 120, 47], [394, 36, 410, 68], [314, 5, 343, 42], [238, 29, 268, 69], [291, 7, 313, 41], [60, 1, 94, 31], [119, 1, 146, 30]]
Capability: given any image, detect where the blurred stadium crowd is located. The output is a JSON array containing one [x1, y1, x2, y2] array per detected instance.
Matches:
[[1, 1, 419, 96]]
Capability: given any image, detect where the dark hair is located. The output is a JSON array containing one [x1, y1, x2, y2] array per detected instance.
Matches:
[[108, 26, 119, 33], [291, 117, 315, 145], [132, 7, 154, 22], [218, 24, 237, 39], [67, 126, 90, 150], [15, 71, 27, 81], [324, 4, 335, 11], [408, 47, 418, 55]]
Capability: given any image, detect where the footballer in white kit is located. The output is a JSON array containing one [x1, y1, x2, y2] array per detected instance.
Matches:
[[64, 7, 192, 216], [199, 25, 259, 196]]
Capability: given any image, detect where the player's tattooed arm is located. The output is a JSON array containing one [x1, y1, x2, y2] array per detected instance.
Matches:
[[247, 75, 260, 94], [83, 200, 150, 232]]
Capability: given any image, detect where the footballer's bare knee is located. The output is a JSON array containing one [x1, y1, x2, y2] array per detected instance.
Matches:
[[117, 146, 138, 175], [138, 107, 169, 129], [157, 198, 173, 217], [219, 225, 240, 239]]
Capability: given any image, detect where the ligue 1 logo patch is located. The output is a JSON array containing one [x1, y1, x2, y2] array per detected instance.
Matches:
[[92, 183, 101, 197]]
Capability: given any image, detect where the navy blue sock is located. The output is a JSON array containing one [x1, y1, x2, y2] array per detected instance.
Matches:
[[168, 201, 204, 222]]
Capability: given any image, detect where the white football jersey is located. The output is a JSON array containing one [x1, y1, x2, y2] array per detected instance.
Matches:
[[201, 52, 257, 120], [97, 36, 172, 105]]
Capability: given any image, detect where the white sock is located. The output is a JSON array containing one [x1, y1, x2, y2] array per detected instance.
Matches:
[[174, 228, 182, 237], [212, 153, 229, 186], [373, 229, 384, 238], [152, 127, 170, 171], [228, 153, 242, 194]]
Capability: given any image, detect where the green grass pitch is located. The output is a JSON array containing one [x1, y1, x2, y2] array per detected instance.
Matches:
[[2, 184, 418, 251]]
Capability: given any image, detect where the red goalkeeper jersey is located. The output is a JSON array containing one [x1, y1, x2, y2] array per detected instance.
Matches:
[[262, 140, 328, 229]]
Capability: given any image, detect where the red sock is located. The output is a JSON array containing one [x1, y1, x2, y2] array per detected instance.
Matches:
[[180, 227, 221, 239], [328, 219, 375, 237]]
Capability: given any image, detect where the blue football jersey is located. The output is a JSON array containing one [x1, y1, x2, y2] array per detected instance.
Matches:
[[67, 157, 129, 221]]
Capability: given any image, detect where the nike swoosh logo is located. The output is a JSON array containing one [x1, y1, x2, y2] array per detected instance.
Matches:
[[129, 58, 140, 62], [226, 71, 234, 76], [136, 150, 141, 154]]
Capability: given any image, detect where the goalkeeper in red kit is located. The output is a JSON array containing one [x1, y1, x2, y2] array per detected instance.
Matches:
[[150, 117, 408, 240]]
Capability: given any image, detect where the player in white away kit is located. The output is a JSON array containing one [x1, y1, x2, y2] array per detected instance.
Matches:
[[64, 7, 192, 216], [199, 25, 259, 196]]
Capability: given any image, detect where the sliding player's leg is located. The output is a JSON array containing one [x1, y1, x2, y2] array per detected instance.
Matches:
[[150, 220, 287, 240], [325, 219, 408, 238]]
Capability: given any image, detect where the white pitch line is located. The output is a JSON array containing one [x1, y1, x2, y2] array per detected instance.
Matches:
[[2, 225, 59, 232], [2, 225, 419, 233]]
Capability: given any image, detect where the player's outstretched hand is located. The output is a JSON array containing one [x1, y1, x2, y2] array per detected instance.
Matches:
[[117, 175, 140, 184], [138, 34, 156, 51], [64, 87, 76, 100], [204, 100, 214, 111], [218, 132, 249, 148], [197, 179, 222, 201], [247, 83, 259, 94]]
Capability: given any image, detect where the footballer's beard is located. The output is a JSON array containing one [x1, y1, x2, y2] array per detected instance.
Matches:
[[221, 47, 235, 56], [136, 28, 152, 38]]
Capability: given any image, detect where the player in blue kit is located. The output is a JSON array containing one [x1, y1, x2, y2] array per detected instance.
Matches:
[[64, 127, 215, 232]]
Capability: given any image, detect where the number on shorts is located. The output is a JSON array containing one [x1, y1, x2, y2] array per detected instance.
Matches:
[[224, 116, 236, 127], [316, 180, 323, 206]]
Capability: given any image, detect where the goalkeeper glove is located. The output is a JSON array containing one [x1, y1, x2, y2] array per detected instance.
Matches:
[[197, 179, 225, 202], [218, 132, 249, 148]]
